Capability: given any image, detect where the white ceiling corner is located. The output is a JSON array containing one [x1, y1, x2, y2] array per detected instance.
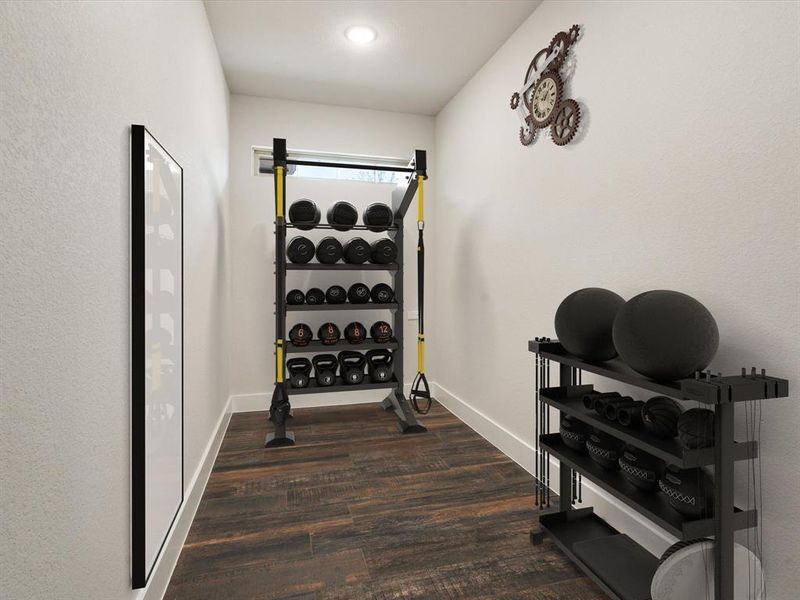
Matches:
[[204, 0, 540, 115]]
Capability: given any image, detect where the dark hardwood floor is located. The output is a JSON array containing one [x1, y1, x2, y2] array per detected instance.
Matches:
[[165, 401, 605, 600]]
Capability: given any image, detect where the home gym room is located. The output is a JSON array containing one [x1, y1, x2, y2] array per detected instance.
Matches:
[[1, 1, 798, 599]]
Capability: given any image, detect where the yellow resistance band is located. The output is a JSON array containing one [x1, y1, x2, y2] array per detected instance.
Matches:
[[417, 174, 425, 223], [417, 334, 425, 374], [276, 339, 284, 383], [276, 166, 285, 218]]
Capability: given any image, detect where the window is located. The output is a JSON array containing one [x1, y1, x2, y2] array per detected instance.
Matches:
[[253, 146, 408, 184]]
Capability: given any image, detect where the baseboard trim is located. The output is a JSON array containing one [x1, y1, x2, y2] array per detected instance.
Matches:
[[230, 384, 414, 413], [139, 396, 233, 600], [432, 381, 676, 557]]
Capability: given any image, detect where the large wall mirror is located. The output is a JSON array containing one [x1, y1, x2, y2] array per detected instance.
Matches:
[[130, 124, 184, 589]]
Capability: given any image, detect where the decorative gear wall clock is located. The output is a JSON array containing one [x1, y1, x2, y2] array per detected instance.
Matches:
[[510, 24, 581, 147]]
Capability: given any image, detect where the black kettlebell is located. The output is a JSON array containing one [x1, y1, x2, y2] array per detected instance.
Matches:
[[344, 322, 367, 344], [312, 354, 338, 387], [366, 349, 394, 383], [305, 288, 325, 305], [370, 283, 394, 304], [343, 237, 371, 264], [317, 322, 340, 345], [315, 237, 343, 264], [286, 289, 305, 305], [288, 323, 313, 346], [347, 283, 370, 304], [286, 236, 314, 263], [338, 351, 366, 385], [286, 358, 312, 388], [370, 321, 393, 343], [370, 239, 397, 264], [325, 285, 347, 304]]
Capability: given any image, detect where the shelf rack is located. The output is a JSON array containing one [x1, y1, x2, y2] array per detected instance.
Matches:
[[265, 137, 428, 447], [528, 338, 788, 600]]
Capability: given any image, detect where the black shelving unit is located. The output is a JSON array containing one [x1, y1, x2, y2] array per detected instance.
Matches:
[[529, 338, 788, 600], [266, 137, 428, 447]]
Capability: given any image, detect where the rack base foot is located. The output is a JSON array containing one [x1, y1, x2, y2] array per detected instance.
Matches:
[[265, 431, 295, 448], [530, 529, 545, 545], [382, 390, 427, 434]]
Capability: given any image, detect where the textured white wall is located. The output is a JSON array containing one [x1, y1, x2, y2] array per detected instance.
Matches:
[[432, 0, 800, 595], [229, 95, 434, 405], [0, 2, 230, 598]]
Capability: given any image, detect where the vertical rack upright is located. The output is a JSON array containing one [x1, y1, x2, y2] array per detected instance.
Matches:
[[266, 138, 428, 447]]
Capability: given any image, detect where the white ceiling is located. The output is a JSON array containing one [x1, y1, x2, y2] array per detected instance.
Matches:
[[204, 0, 540, 116]]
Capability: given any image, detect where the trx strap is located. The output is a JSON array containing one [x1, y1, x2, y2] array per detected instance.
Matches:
[[270, 166, 290, 425], [410, 175, 432, 414]]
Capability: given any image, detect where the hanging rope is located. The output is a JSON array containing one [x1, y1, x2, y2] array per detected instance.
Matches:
[[410, 174, 432, 414]]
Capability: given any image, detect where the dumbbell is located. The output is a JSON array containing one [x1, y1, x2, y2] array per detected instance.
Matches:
[[370, 239, 397, 264], [583, 391, 620, 411], [315, 237, 343, 264], [326, 201, 358, 231], [288, 199, 320, 230], [370, 321, 393, 343], [370, 283, 394, 304], [347, 283, 370, 304], [344, 322, 367, 344], [343, 237, 370, 264], [325, 285, 346, 304], [338, 351, 366, 385], [312, 354, 338, 386], [305, 288, 325, 305], [286, 358, 312, 388], [604, 397, 638, 421], [363, 203, 393, 232], [286, 289, 305, 305], [317, 322, 340, 345], [287, 236, 314, 263], [366, 349, 394, 383], [616, 401, 645, 427], [289, 323, 313, 346]]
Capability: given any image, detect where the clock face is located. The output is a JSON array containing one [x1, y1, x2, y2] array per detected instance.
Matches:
[[525, 72, 562, 128], [532, 77, 558, 122]]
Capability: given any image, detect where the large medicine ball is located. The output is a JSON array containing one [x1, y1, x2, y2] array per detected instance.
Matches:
[[326, 201, 358, 231], [363, 203, 394, 232], [554, 288, 625, 362], [287, 199, 320, 230], [612, 290, 719, 381]]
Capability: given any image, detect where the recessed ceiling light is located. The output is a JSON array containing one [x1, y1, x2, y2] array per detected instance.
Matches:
[[345, 25, 377, 45]]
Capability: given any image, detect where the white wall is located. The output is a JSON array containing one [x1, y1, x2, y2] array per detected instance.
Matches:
[[0, 2, 230, 599], [228, 95, 434, 410], [432, 0, 800, 595]]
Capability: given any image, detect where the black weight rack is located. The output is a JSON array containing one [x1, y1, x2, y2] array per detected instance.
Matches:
[[528, 338, 788, 600], [266, 138, 428, 447]]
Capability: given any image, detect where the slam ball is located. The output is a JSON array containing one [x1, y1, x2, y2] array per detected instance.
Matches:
[[554, 288, 625, 361], [612, 290, 719, 381]]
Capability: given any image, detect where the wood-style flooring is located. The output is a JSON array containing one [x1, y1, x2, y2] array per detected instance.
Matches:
[[165, 402, 605, 600]]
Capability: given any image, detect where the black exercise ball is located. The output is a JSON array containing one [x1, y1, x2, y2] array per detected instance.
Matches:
[[677, 408, 715, 450], [554, 288, 625, 361], [612, 290, 719, 381]]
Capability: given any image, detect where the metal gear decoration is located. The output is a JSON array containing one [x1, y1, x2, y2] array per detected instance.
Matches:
[[551, 99, 581, 146], [510, 24, 582, 147], [520, 116, 536, 146]]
